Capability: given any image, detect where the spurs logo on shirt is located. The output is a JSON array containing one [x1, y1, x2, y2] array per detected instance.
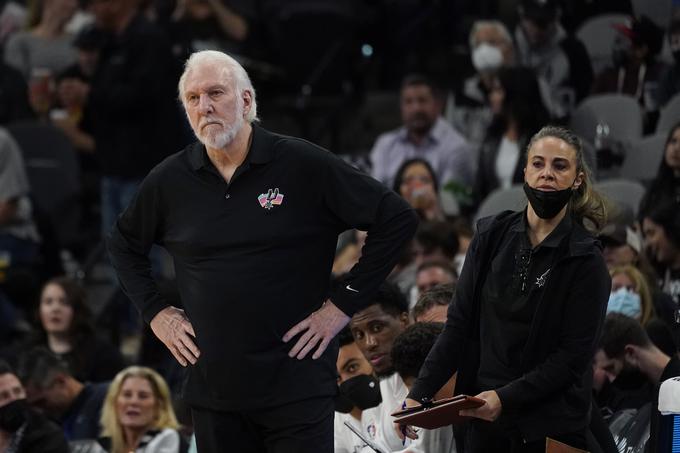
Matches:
[[535, 268, 551, 288], [258, 188, 284, 210]]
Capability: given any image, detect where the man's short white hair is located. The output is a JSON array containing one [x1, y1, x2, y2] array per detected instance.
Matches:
[[178, 50, 258, 123], [468, 20, 512, 49]]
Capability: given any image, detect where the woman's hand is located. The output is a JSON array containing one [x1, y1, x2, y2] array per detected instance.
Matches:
[[460, 390, 502, 421]]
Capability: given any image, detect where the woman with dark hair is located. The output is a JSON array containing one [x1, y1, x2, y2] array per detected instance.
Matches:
[[641, 199, 680, 308], [639, 121, 680, 214], [26, 276, 125, 382], [473, 66, 550, 208], [398, 126, 610, 452], [392, 158, 444, 221]]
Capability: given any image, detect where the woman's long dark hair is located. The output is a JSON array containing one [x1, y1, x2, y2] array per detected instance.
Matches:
[[639, 121, 680, 215], [36, 276, 95, 344], [487, 66, 550, 140]]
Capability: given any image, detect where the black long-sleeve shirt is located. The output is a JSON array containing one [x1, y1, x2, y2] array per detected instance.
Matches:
[[107, 124, 418, 410], [408, 210, 610, 441]]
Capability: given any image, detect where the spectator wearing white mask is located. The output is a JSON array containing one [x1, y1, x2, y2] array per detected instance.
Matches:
[[447, 20, 514, 145]]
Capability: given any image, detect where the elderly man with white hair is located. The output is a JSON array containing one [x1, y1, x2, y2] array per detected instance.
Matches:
[[107, 50, 418, 453]]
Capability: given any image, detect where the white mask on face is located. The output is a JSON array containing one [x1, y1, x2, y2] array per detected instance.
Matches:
[[471, 43, 504, 72]]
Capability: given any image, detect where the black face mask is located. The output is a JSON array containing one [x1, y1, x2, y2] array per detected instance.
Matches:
[[523, 182, 574, 219], [334, 374, 382, 414], [0, 399, 29, 432]]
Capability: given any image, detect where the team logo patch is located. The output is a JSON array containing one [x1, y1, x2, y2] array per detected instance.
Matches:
[[535, 268, 551, 288], [258, 188, 284, 210]]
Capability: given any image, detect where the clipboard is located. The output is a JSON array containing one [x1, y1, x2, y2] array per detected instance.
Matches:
[[391, 395, 485, 429]]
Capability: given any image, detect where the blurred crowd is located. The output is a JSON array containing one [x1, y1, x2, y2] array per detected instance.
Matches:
[[0, 0, 679, 451]]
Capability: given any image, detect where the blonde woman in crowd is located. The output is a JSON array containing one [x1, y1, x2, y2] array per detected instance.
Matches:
[[94, 366, 188, 453], [608, 265, 654, 326]]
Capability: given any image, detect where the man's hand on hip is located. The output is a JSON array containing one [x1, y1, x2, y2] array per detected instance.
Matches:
[[150, 306, 200, 367], [283, 300, 350, 360]]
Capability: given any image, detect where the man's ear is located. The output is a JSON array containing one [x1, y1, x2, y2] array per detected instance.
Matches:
[[242, 90, 253, 117], [624, 344, 639, 366], [399, 311, 410, 327]]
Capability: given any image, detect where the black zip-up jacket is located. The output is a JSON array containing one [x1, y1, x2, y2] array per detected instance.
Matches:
[[408, 210, 611, 441]]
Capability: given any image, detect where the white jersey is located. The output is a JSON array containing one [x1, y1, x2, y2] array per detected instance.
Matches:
[[374, 373, 457, 453]]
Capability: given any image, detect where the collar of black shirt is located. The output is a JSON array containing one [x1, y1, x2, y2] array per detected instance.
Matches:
[[511, 208, 573, 249], [188, 123, 276, 171]]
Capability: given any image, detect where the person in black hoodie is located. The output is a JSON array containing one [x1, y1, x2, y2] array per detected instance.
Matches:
[[399, 125, 611, 452], [0, 359, 68, 453]]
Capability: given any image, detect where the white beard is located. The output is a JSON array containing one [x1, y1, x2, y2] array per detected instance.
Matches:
[[195, 98, 244, 149]]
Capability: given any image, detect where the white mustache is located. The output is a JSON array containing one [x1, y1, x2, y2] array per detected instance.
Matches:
[[199, 118, 223, 129]]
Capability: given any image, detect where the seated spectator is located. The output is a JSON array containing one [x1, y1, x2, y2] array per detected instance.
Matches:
[[449, 19, 515, 145], [95, 366, 188, 453], [591, 15, 667, 131], [370, 74, 473, 191], [412, 221, 459, 268], [333, 326, 379, 453], [349, 282, 410, 380], [472, 66, 549, 208], [641, 200, 680, 307], [4, 0, 80, 116], [18, 347, 109, 441], [387, 322, 456, 452], [598, 217, 677, 336], [412, 283, 455, 324], [595, 313, 680, 452], [657, 18, 680, 107], [608, 265, 654, 325], [514, 0, 593, 118], [609, 265, 676, 355], [392, 158, 445, 221], [599, 219, 643, 270], [350, 285, 454, 452], [23, 277, 125, 382], [415, 260, 456, 296], [639, 121, 680, 214], [0, 359, 68, 453]]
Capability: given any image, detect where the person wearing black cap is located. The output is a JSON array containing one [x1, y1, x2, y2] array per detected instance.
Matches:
[[514, 0, 593, 119]]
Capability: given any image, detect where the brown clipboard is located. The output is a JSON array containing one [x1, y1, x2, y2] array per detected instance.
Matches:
[[545, 438, 589, 453], [390, 395, 485, 429]]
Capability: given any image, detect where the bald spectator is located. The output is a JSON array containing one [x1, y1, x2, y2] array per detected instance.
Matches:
[[370, 74, 473, 190]]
